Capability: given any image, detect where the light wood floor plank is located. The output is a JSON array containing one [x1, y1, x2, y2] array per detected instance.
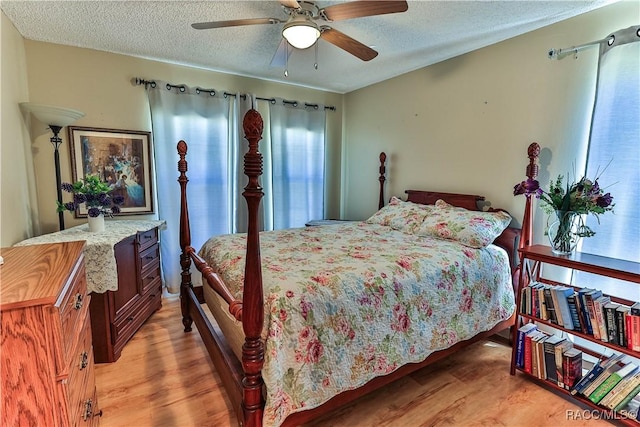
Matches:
[[96, 295, 612, 426]]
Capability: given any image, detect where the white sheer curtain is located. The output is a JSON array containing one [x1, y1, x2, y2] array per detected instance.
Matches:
[[148, 83, 252, 293], [268, 100, 326, 229], [578, 25, 640, 300]]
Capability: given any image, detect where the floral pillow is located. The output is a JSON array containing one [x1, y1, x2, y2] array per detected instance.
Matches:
[[366, 196, 434, 234], [416, 199, 512, 248]]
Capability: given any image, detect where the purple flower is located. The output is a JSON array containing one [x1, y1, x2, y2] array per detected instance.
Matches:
[[97, 193, 110, 205], [61, 182, 74, 193], [111, 195, 125, 205], [87, 207, 102, 217], [513, 178, 540, 197], [596, 192, 613, 208], [111, 205, 121, 214], [73, 193, 87, 204], [64, 202, 76, 211]]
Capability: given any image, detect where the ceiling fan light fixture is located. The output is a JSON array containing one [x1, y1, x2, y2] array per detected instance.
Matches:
[[282, 18, 320, 49]]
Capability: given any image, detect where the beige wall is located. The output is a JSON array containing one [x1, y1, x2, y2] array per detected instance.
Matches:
[[1, 13, 39, 247], [342, 1, 638, 246], [7, 37, 343, 240]]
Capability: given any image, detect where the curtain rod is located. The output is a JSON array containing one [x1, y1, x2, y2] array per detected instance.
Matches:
[[134, 77, 336, 111], [548, 35, 614, 60]]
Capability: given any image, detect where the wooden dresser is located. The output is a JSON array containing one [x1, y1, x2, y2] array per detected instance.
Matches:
[[89, 226, 162, 363], [1, 241, 101, 426]]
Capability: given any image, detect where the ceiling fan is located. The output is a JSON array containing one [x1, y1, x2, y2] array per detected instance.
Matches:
[[191, 0, 409, 62]]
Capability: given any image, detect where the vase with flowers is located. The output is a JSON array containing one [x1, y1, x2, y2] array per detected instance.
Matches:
[[56, 175, 125, 232], [514, 173, 614, 255]]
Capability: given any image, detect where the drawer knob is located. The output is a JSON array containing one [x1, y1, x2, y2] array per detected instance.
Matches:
[[127, 316, 134, 322], [74, 293, 84, 310], [145, 255, 154, 260], [144, 235, 152, 239], [83, 399, 94, 421], [79, 351, 89, 370]]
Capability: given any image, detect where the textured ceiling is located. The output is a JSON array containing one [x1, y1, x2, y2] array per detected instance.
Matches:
[[1, 0, 618, 94]]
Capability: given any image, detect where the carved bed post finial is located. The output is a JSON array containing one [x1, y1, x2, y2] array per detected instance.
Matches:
[[241, 109, 265, 427], [378, 152, 387, 210], [177, 140, 193, 332], [521, 142, 540, 249]]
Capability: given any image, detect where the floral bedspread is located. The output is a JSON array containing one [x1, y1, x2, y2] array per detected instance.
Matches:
[[199, 222, 515, 426]]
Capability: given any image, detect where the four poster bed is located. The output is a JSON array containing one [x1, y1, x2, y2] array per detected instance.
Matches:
[[178, 109, 537, 427]]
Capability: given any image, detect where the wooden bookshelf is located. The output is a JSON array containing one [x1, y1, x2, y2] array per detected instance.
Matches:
[[510, 245, 640, 425]]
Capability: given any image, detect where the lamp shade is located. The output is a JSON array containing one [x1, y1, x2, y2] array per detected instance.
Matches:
[[282, 18, 320, 50], [20, 102, 85, 127]]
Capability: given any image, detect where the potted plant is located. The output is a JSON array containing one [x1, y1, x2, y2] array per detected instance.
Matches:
[[57, 175, 125, 232]]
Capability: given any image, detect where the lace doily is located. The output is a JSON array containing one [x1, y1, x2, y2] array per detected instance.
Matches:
[[14, 219, 166, 293]]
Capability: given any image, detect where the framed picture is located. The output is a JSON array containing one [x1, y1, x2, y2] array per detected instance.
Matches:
[[68, 126, 154, 217]]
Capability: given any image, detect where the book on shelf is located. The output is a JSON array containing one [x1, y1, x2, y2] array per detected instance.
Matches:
[[532, 332, 548, 379], [570, 353, 625, 396], [616, 305, 630, 348], [577, 288, 595, 335], [584, 289, 603, 339], [588, 362, 638, 404], [614, 384, 640, 415], [604, 301, 622, 345], [562, 348, 583, 391], [631, 302, 640, 316], [594, 295, 611, 342], [543, 286, 558, 325], [581, 355, 628, 398], [553, 286, 575, 330], [601, 371, 640, 410], [524, 328, 542, 374], [515, 323, 538, 369], [566, 291, 583, 333], [555, 339, 574, 388], [630, 314, 640, 352], [542, 335, 565, 384]]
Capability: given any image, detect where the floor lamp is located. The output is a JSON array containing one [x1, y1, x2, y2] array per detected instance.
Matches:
[[20, 102, 85, 231]]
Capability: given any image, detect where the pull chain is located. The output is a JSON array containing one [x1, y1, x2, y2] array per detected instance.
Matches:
[[284, 40, 289, 77], [314, 41, 318, 70]]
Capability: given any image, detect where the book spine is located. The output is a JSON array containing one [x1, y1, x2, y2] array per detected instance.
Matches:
[[543, 340, 559, 383], [594, 299, 609, 342], [585, 293, 601, 339], [605, 305, 619, 345], [632, 315, 640, 352], [589, 372, 623, 404], [544, 288, 557, 325], [563, 351, 583, 390], [614, 383, 640, 413], [571, 363, 604, 395], [605, 375, 640, 410], [616, 309, 627, 348], [566, 293, 582, 333], [524, 333, 534, 374], [555, 342, 573, 388], [550, 287, 564, 327], [578, 291, 593, 335]]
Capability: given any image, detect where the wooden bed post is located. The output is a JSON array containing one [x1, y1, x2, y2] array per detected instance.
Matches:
[[177, 140, 193, 332], [241, 109, 265, 427], [378, 152, 386, 210], [520, 142, 540, 249]]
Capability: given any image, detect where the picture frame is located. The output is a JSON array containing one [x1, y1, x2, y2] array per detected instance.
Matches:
[[68, 126, 154, 217]]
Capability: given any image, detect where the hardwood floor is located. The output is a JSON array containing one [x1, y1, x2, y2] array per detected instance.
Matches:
[[95, 295, 611, 426]]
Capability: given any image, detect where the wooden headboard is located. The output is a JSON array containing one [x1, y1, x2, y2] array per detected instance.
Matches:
[[405, 190, 484, 211]]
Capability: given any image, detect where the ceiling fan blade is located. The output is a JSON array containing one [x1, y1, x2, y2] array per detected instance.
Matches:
[[192, 17, 283, 30], [320, 27, 378, 61], [320, 1, 408, 22], [279, 0, 301, 8]]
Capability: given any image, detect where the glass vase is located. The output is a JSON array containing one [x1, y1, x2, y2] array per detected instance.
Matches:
[[547, 210, 582, 255]]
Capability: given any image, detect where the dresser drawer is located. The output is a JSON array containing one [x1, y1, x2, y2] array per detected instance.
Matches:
[[111, 286, 161, 357], [60, 261, 89, 360], [141, 260, 161, 295], [136, 228, 158, 251], [139, 243, 160, 271], [67, 313, 95, 425]]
